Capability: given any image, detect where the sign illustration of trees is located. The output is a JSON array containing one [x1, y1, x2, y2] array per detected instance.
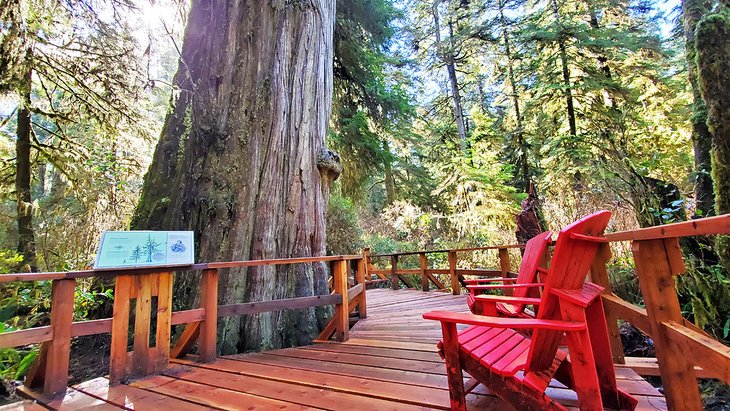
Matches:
[[143, 235, 162, 263], [130, 245, 143, 263]]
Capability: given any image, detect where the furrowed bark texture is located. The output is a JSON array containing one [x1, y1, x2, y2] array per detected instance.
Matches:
[[682, 0, 715, 217], [132, 0, 337, 354], [696, 8, 730, 268]]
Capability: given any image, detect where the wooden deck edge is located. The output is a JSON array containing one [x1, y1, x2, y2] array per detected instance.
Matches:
[[621, 357, 710, 379]]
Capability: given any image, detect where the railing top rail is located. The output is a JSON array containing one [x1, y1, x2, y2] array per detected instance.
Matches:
[[368, 213, 730, 258], [604, 213, 730, 242], [369, 244, 525, 258], [0, 254, 362, 284]]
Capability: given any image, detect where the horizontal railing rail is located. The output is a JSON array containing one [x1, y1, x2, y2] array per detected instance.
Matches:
[[0, 254, 367, 396], [368, 243, 525, 258], [365, 246, 519, 295]]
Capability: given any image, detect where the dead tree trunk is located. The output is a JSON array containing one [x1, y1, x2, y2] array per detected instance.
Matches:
[[515, 183, 544, 244], [132, 0, 338, 354]]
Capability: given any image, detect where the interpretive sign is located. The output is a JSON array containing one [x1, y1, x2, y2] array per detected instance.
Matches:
[[94, 231, 194, 269]]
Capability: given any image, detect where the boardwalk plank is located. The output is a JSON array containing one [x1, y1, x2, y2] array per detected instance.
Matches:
[[129, 374, 313, 410], [307, 342, 442, 362], [162, 364, 431, 410], [72, 377, 209, 411], [172, 357, 453, 409], [16, 385, 121, 410]]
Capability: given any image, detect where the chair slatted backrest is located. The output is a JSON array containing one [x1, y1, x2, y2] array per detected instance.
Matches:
[[526, 210, 611, 371], [509, 231, 553, 308]]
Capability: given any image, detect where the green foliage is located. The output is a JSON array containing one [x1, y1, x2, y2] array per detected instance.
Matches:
[[330, 0, 414, 199], [0, 250, 44, 381], [326, 192, 365, 255], [0, 323, 38, 381], [678, 254, 730, 339]]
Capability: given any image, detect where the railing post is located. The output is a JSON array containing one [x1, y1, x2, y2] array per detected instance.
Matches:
[[448, 251, 459, 295], [632, 238, 702, 410], [155, 272, 173, 371], [498, 248, 511, 296], [390, 255, 399, 290], [419, 252, 428, 292], [356, 256, 367, 319], [199, 268, 218, 362], [110, 275, 132, 384], [333, 259, 349, 341], [132, 275, 153, 376], [590, 243, 625, 364], [43, 278, 75, 395]]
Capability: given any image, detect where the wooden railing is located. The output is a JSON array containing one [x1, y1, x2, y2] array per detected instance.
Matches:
[[594, 214, 730, 411], [366, 214, 730, 411], [0, 254, 367, 396], [366, 245, 523, 295]]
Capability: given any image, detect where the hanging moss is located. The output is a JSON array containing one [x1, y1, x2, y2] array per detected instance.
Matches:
[[696, 7, 730, 268]]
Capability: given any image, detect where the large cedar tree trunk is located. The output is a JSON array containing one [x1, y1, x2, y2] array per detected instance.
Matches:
[[131, 0, 338, 354], [696, 8, 730, 268]]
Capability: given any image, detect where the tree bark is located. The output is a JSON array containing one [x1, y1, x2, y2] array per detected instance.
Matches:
[[696, 7, 730, 268], [432, 1, 467, 152], [16, 60, 36, 271], [132, 0, 338, 353], [383, 140, 396, 205], [682, 0, 715, 217], [0, 0, 26, 93]]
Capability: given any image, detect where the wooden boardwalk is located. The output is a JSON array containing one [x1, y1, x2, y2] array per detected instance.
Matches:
[[11, 288, 667, 410]]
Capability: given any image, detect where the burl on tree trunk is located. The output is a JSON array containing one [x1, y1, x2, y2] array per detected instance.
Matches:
[[131, 0, 338, 353]]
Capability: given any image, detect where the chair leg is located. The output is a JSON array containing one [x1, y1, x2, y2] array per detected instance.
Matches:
[[560, 302, 605, 411], [586, 300, 638, 410], [441, 322, 467, 411]]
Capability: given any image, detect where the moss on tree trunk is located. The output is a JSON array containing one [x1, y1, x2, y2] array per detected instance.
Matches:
[[132, 0, 338, 354], [16, 61, 36, 271], [682, 0, 715, 217], [696, 7, 730, 268]]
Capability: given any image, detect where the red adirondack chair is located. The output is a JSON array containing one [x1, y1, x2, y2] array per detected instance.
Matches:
[[465, 231, 552, 317], [424, 211, 637, 411]]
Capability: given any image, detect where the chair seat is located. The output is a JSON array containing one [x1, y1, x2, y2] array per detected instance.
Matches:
[[439, 325, 568, 392]]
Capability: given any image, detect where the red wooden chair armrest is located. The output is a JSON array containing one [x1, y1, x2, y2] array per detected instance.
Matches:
[[422, 311, 585, 331], [467, 283, 545, 291], [464, 278, 516, 285], [474, 294, 542, 305]]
